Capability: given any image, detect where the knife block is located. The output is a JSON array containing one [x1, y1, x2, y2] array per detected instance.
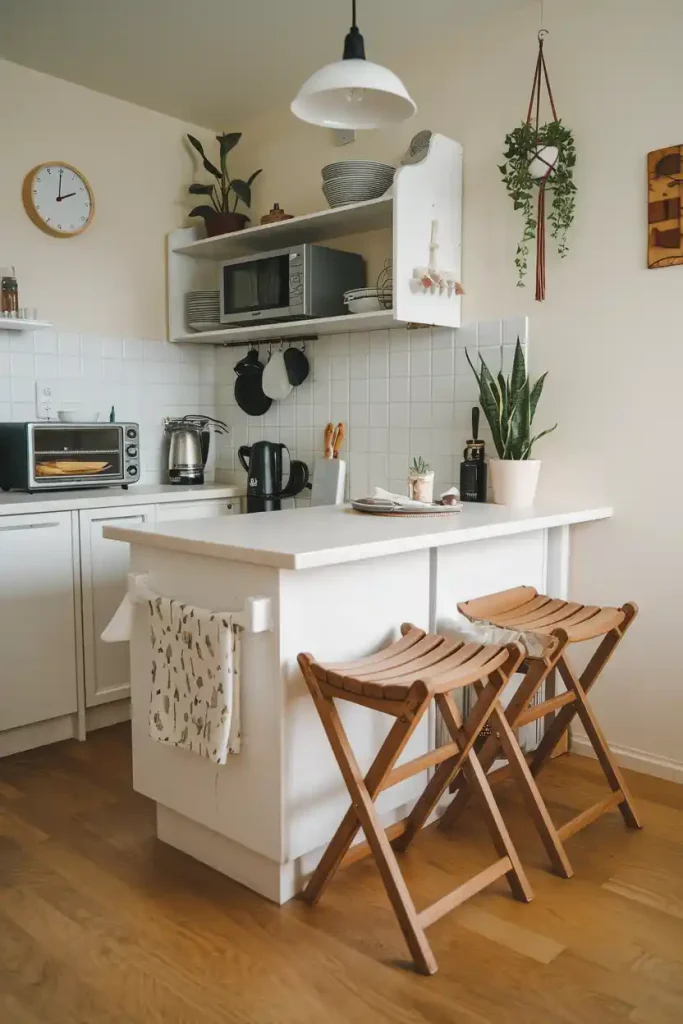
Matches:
[[311, 458, 346, 506]]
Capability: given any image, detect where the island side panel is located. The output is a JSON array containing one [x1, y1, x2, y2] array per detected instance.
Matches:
[[278, 549, 431, 865], [129, 544, 284, 863]]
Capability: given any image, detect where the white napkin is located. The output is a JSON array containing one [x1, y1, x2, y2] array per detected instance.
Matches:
[[372, 486, 431, 507]]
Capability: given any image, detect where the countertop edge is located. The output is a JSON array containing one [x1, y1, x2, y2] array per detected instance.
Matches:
[[0, 484, 245, 516], [103, 505, 614, 571]]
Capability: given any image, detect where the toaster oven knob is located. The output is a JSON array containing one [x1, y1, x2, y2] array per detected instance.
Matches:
[[126, 444, 138, 457], [127, 465, 138, 476], [126, 427, 137, 439]]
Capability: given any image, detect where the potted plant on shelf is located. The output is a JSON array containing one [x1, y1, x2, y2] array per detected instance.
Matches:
[[408, 456, 434, 503], [466, 339, 556, 506], [186, 132, 262, 237]]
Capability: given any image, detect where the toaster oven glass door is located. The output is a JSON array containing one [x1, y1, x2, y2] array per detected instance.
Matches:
[[222, 255, 290, 316], [31, 426, 123, 483]]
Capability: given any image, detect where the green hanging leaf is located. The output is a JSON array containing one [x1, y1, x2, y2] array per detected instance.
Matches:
[[187, 134, 221, 180], [230, 179, 252, 209]]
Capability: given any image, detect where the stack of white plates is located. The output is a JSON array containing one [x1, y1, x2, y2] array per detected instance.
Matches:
[[344, 286, 393, 314], [186, 290, 220, 332], [321, 160, 395, 208]]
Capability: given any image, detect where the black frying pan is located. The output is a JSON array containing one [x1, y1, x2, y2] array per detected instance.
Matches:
[[234, 351, 272, 416], [283, 345, 310, 386]]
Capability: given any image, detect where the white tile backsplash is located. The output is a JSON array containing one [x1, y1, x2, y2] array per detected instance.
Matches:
[[214, 318, 528, 498], [0, 329, 215, 484]]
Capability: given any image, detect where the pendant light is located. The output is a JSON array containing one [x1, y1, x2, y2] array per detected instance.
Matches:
[[291, 0, 417, 130]]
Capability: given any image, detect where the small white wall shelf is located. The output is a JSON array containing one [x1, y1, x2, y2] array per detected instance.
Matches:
[[0, 318, 52, 331], [173, 196, 393, 260], [167, 134, 462, 346]]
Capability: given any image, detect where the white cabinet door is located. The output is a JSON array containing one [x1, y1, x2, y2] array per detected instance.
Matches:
[[0, 512, 79, 731], [79, 504, 156, 707], [154, 497, 241, 522]]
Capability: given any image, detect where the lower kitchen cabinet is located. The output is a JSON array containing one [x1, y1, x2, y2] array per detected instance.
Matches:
[[0, 494, 242, 754], [80, 505, 156, 707], [80, 497, 240, 708], [0, 512, 79, 731]]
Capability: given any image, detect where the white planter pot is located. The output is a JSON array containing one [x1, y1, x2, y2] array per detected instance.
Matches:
[[529, 145, 559, 180], [489, 459, 541, 507]]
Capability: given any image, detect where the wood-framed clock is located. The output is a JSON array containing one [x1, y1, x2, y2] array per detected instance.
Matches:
[[22, 162, 95, 238]]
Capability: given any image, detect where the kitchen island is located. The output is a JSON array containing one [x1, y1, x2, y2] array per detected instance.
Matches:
[[104, 501, 612, 903]]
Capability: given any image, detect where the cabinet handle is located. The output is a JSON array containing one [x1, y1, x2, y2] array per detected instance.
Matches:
[[0, 520, 59, 532], [226, 503, 233, 510]]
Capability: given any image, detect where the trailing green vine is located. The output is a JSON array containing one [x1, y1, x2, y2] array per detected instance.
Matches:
[[499, 120, 576, 286]]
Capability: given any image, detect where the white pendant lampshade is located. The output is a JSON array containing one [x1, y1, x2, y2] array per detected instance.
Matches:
[[291, 1, 416, 130]]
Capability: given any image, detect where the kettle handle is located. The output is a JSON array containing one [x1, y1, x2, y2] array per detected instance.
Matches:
[[237, 445, 251, 473]]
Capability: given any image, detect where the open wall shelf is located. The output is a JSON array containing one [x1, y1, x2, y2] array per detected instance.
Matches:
[[174, 309, 400, 346], [0, 318, 52, 331], [167, 135, 463, 344]]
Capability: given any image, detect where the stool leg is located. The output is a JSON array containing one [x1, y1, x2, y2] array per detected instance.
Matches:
[[436, 691, 533, 903], [394, 677, 503, 852], [441, 653, 558, 830], [488, 702, 574, 878], [300, 663, 437, 974], [302, 677, 430, 906], [547, 657, 642, 830]]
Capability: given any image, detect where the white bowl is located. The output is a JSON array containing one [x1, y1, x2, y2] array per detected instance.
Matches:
[[57, 410, 100, 423], [346, 295, 392, 313]]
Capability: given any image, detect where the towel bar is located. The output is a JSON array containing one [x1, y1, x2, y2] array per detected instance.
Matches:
[[101, 572, 271, 643]]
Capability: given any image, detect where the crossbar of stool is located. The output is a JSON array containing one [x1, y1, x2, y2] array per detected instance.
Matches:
[[441, 599, 642, 877], [298, 632, 534, 975]]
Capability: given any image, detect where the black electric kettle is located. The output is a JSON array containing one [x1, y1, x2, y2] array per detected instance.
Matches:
[[238, 441, 309, 513]]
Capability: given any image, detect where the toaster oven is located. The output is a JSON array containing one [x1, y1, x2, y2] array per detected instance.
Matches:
[[0, 422, 140, 492]]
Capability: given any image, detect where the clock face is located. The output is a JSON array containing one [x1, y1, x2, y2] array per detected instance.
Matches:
[[23, 163, 94, 237]]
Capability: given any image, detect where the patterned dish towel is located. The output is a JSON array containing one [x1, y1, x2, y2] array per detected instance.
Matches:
[[147, 596, 241, 763]]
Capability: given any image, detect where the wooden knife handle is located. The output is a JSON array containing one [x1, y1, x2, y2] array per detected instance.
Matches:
[[324, 422, 334, 459], [332, 422, 345, 459]]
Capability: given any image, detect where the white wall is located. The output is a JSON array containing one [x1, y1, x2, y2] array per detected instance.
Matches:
[[0, 59, 213, 339], [0, 59, 218, 479], [234, 0, 683, 774]]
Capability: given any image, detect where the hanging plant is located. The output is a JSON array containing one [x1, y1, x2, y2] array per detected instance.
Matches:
[[498, 32, 577, 300]]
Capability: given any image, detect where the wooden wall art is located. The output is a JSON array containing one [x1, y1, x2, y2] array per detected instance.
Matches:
[[648, 145, 683, 269]]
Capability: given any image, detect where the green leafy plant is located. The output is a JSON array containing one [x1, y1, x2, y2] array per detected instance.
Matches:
[[466, 339, 557, 460], [409, 456, 432, 476], [499, 120, 576, 285], [187, 133, 262, 219]]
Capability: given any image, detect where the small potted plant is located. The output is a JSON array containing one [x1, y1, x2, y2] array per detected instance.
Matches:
[[408, 456, 434, 503], [186, 132, 262, 237], [466, 339, 556, 506]]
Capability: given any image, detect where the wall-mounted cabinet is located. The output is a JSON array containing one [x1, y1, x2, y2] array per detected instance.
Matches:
[[167, 134, 462, 346]]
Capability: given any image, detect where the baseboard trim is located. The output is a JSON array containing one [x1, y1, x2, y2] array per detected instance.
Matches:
[[572, 735, 683, 784]]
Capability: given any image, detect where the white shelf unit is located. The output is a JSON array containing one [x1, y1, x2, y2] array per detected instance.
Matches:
[[167, 134, 462, 346], [0, 318, 53, 331]]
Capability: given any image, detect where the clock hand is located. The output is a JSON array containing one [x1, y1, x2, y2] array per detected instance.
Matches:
[[57, 192, 76, 201], [57, 168, 63, 200]]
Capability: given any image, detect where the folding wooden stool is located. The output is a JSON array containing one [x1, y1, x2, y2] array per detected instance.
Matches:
[[298, 626, 536, 975], [442, 586, 641, 878]]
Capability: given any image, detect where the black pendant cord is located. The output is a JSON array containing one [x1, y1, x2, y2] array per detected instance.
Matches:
[[343, 0, 366, 59]]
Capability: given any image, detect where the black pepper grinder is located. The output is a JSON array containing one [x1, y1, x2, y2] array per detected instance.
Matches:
[[459, 407, 487, 502]]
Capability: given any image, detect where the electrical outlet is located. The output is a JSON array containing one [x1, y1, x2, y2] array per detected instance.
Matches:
[[35, 380, 54, 419]]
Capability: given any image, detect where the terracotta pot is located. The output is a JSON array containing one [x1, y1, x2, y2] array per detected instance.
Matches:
[[489, 459, 541, 507], [204, 212, 250, 237]]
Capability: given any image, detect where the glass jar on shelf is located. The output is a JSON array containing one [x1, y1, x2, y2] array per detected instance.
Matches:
[[0, 267, 19, 317]]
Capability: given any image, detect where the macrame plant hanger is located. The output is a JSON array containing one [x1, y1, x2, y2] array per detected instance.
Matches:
[[526, 29, 558, 301]]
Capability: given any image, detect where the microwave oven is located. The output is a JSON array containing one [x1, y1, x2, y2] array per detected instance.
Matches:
[[0, 422, 140, 492], [219, 243, 365, 326]]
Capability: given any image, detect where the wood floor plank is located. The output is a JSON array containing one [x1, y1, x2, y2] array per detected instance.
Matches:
[[0, 728, 682, 1023]]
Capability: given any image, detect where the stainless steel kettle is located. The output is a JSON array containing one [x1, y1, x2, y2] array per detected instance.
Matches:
[[164, 415, 228, 485]]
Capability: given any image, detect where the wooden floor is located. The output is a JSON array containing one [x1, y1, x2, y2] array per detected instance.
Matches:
[[0, 726, 682, 1023]]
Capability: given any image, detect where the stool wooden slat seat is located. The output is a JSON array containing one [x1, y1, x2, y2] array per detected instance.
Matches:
[[299, 626, 538, 975], [441, 586, 641, 875]]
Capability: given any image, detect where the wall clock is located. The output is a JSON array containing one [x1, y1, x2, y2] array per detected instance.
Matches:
[[22, 163, 95, 238]]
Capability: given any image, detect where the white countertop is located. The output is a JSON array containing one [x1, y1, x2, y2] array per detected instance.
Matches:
[[103, 501, 613, 570], [0, 483, 244, 516]]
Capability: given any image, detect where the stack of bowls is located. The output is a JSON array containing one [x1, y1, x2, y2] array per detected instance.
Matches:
[[321, 160, 395, 208], [344, 286, 393, 314], [186, 290, 220, 332]]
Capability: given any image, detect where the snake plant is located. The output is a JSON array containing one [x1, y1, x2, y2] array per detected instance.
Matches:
[[466, 339, 557, 460]]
